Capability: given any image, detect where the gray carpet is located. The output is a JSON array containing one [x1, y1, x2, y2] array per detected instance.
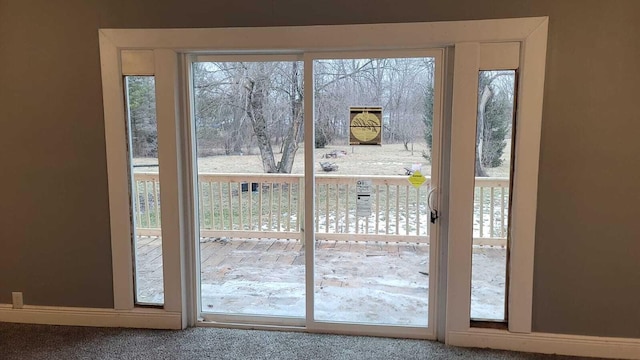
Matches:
[[0, 322, 596, 360]]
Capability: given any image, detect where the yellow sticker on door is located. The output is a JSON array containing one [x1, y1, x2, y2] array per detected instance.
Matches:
[[408, 170, 427, 189]]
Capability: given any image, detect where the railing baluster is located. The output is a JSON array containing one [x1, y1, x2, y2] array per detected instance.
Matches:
[[325, 184, 330, 233], [151, 180, 159, 228], [287, 182, 292, 232], [500, 187, 509, 238], [335, 183, 339, 233], [135, 180, 142, 228], [134, 180, 144, 228], [364, 182, 369, 234], [228, 182, 233, 230], [354, 182, 360, 235], [345, 184, 349, 234], [385, 185, 390, 234], [479, 187, 484, 238], [395, 185, 400, 235], [501, 187, 506, 238], [208, 182, 214, 230], [405, 186, 410, 235], [218, 182, 223, 230], [314, 183, 318, 232], [258, 182, 263, 231], [249, 184, 253, 231], [239, 182, 244, 230], [375, 184, 380, 235], [365, 209, 369, 234], [143, 180, 151, 228], [208, 182, 213, 229], [490, 187, 495, 238], [416, 187, 420, 237], [297, 178, 302, 232], [353, 187, 360, 234], [355, 209, 359, 234], [269, 183, 274, 231], [278, 183, 282, 231]]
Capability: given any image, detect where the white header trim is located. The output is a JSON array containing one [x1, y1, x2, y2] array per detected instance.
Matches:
[[100, 18, 547, 51]]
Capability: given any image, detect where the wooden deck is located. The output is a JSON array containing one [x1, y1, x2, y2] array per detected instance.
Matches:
[[135, 236, 505, 324]]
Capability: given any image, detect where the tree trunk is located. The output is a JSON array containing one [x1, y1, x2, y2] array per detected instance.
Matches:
[[475, 84, 492, 177], [277, 62, 303, 173], [278, 99, 302, 173], [246, 71, 277, 173]]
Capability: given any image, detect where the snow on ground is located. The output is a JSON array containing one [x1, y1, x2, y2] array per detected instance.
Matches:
[[197, 240, 506, 325]]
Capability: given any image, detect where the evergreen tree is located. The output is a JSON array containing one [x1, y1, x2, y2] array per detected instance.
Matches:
[[422, 71, 513, 173], [422, 85, 434, 161], [481, 87, 512, 168], [126, 76, 158, 158]]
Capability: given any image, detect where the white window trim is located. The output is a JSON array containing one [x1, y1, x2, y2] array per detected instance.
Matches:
[[446, 23, 547, 337], [98, 17, 548, 339]]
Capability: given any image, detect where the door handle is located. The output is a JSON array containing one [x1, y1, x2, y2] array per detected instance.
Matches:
[[427, 187, 439, 224]]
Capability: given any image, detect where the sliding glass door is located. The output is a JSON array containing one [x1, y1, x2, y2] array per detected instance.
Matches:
[[188, 51, 442, 334], [311, 54, 439, 328], [191, 57, 306, 323]]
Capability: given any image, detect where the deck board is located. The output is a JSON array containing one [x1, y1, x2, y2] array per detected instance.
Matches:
[[135, 236, 507, 324]]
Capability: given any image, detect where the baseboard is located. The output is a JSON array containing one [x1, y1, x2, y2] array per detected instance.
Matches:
[[448, 329, 640, 360], [0, 304, 182, 329], [2, 304, 638, 359]]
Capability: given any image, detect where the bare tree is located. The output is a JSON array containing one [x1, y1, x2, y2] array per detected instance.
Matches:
[[475, 71, 514, 177], [193, 63, 252, 156], [385, 59, 433, 151], [195, 61, 304, 173], [194, 57, 439, 173], [314, 58, 433, 149], [245, 63, 278, 171], [475, 83, 492, 177]]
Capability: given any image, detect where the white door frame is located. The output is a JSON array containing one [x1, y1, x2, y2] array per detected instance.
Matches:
[[446, 26, 547, 339], [184, 49, 443, 339], [98, 17, 548, 341]]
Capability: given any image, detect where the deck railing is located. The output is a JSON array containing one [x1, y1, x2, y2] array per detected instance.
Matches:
[[473, 177, 510, 246], [133, 172, 509, 246]]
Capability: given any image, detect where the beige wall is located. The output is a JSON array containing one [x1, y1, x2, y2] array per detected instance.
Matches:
[[1, 0, 639, 338]]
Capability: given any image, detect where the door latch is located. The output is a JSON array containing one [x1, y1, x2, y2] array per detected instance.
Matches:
[[430, 209, 439, 224]]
